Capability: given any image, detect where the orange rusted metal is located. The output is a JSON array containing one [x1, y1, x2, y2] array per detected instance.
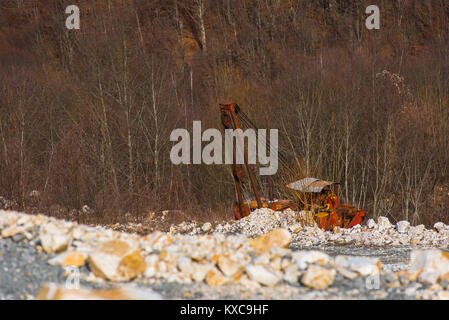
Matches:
[[220, 102, 365, 229], [220, 101, 263, 217], [287, 179, 366, 230]]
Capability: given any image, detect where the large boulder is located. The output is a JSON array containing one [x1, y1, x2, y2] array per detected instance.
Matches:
[[48, 251, 87, 267], [218, 256, 243, 277], [292, 250, 330, 270], [377, 216, 392, 231], [396, 221, 410, 233], [334, 256, 381, 277], [87, 240, 146, 282], [301, 265, 335, 290], [410, 249, 449, 284], [249, 228, 292, 253], [39, 223, 71, 254], [205, 267, 228, 286], [245, 264, 280, 286]]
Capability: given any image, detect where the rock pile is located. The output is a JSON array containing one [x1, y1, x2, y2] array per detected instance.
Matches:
[[213, 208, 307, 237], [1, 209, 449, 300], [168, 208, 449, 248]]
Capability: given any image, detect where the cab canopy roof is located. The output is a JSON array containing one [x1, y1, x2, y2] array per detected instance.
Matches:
[[286, 178, 338, 193]]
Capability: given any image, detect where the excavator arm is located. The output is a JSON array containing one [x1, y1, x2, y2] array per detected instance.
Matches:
[[219, 101, 366, 229]]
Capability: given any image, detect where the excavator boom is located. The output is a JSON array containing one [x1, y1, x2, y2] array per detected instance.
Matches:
[[219, 101, 366, 229]]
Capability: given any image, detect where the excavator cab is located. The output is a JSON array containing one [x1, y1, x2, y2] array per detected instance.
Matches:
[[287, 178, 365, 230]]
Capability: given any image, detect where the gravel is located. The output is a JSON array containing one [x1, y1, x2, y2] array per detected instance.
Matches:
[[0, 238, 66, 299], [293, 245, 413, 272], [0, 236, 428, 300], [1, 208, 448, 300]]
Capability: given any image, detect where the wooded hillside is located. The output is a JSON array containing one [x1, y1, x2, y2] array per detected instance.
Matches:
[[1, 0, 449, 225]]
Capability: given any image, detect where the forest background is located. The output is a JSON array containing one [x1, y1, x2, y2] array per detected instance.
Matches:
[[1, 0, 449, 226]]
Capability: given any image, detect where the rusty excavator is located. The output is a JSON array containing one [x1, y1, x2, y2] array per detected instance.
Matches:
[[219, 101, 366, 231]]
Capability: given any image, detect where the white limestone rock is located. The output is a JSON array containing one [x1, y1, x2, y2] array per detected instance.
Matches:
[[396, 221, 410, 233], [377, 216, 392, 231], [301, 265, 336, 290], [334, 256, 381, 277], [245, 264, 280, 286], [367, 219, 376, 229]]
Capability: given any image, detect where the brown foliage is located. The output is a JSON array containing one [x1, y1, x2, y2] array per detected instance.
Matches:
[[1, 0, 449, 226]]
